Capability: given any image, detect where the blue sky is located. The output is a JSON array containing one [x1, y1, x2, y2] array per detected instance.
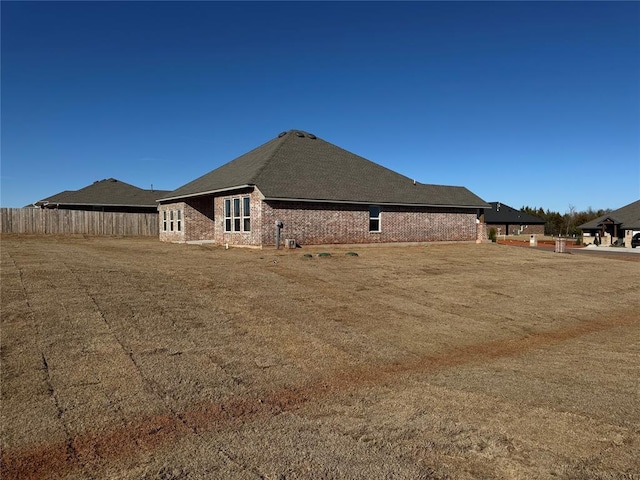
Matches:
[[2, 1, 639, 213]]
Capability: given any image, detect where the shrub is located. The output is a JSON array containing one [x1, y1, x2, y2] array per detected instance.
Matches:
[[489, 228, 497, 243]]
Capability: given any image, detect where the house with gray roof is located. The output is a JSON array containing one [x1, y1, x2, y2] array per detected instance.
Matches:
[[484, 202, 545, 236], [35, 178, 169, 214], [579, 199, 640, 247], [157, 129, 490, 246]]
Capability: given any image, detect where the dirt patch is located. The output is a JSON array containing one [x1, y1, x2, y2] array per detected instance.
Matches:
[[2, 236, 639, 479]]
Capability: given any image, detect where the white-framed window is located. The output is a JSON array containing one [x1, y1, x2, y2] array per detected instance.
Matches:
[[369, 205, 381, 232], [162, 211, 167, 232], [176, 210, 182, 232], [224, 196, 251, 232], [170, 210, 174, 231]]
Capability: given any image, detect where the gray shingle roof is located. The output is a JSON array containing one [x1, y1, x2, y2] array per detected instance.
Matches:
[[579, 199, 640, 230], [161, 130, 489, 208], [484, 202, 545, 224], [36, 178, 170, 207]]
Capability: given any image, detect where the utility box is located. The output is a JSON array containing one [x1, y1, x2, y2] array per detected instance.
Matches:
[[529, 235, 537, 247], [285, 239, 296, 249]]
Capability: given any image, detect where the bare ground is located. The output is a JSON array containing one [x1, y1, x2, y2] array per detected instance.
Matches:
[[1, 235, 638, 479]]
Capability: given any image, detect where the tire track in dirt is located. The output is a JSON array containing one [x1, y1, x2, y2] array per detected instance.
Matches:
[[60, 261, 202, 438], [1, 249, 83, 474], [2, 312, 636, 480], [39, 353, 80, 469]]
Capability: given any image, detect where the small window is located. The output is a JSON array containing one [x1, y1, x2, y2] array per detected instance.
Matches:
[[243, 196, 251, 232], [177, 210, 182, 232], [369, 206, 381, 232], [224, 199, 231, 232], [162, 211, 167, 232], [233, 198, 241, 232]]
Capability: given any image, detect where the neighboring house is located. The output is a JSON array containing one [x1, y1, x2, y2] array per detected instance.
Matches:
[[35, 178, 169, 214], [157, 129, 490, 246], [484, 202, 545, 236], [579, 199, 640, 247]]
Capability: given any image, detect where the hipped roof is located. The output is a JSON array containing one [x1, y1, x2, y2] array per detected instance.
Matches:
[[160, 130, 489, 208], [36, 178, 170, 208], [579, 199, 640, 230]]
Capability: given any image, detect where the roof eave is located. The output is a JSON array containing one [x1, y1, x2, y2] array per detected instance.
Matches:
[[37, 202, 158, 208], [157, 184, 254, 203], [263, 196, 489, 209]]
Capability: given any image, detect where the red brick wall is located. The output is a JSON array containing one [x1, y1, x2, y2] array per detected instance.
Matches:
[[158, 202, 185, 242], [185, 196, 216, 241], [212, 189, 263, 246], [261, 201, 478, 246], [159, 189, 263, 245], [160, 191, 481, 246], [159, 197, 216, 242]]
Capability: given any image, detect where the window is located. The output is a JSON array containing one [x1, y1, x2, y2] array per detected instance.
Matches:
[[224, 199, 232, 232], [162, 209, 182, 233], [369, 206, 381, 232], [233, 198, 241, 231], [243, 197, 251, 231], [224, 196, 251, 232]]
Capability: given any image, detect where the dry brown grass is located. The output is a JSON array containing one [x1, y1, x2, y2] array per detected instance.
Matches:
[[1, 235, 638, 479]]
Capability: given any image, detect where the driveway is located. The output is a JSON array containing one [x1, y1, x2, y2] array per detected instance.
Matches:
[[572, 244, 640, 259]]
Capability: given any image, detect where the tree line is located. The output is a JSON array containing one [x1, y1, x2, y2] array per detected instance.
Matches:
[[520, 206, 611, 237]]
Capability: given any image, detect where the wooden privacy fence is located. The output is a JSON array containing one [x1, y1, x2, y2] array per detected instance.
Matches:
[[0, 208, 159, 236]]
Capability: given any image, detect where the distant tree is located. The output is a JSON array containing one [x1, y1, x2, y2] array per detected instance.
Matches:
[[574, 210, 592, 231], [510, 204, 611, 236], [565, 204, 576, 237]]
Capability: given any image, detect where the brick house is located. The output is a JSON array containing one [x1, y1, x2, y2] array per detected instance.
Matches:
[[484, 202, 545, 236], [157, 130, 490, 247]]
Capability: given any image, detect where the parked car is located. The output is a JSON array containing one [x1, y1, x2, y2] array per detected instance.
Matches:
[[632, 233, 640, 248]]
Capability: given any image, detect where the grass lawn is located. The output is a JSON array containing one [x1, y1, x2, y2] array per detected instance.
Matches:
[[1, 235, 638, 479]]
